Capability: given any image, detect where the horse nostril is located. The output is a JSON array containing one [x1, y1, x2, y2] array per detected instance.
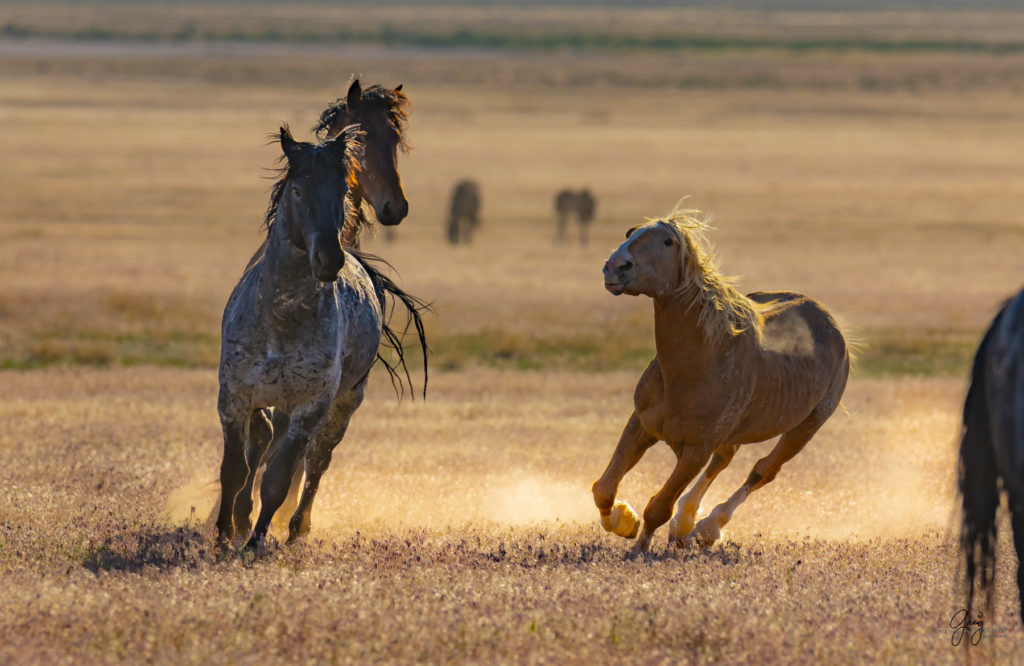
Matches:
[[398, 199, 409, 218], [620, 260, 634, 272]]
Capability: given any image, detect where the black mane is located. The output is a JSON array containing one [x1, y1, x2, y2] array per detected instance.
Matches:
[[314, 84, 410, 151]]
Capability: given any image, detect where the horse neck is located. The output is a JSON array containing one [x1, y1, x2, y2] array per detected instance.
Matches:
[[652, 289, 721, 380], [258, 213, 322, 320]]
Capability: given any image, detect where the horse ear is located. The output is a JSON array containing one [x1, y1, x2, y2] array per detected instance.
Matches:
[[279, 125, 301, 160], [394, 84, 403, 92], [347, 79, 362, 110]]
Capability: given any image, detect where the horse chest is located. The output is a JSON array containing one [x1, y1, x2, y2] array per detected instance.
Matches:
[[633, 358, 750, 445], [243, 338, 343, 409]]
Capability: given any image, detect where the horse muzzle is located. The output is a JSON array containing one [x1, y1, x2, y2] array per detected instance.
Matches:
[[311, 244, 345, 282], [603, 255, 634, 294], [378, 198, 409, 226]]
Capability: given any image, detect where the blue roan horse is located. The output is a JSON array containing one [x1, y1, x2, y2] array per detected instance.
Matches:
[[216, 125, 423, 550], [960, 286, 1024, 624]]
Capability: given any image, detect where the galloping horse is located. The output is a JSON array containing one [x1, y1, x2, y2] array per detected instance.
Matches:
[[594, 209, 850, 553], [216, 125, 423, 550], [228, 81, 418, 539], [960, 286, 1024, 624]]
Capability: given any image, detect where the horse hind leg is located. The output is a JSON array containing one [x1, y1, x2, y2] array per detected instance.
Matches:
[[668, 443, 739, 547], [287, 380, 368, 543], [272, 458, 305, 532], [689, 418, 824, 548]]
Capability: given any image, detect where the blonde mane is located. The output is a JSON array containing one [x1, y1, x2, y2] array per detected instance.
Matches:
[[656, 207, 764, 346]]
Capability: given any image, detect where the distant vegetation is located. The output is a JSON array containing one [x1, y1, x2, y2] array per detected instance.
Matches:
[[4, 2, 1024, 54]]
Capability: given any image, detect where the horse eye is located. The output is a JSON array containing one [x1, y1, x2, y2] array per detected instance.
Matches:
[[664, 238, 673, 247], [291, 184, 302, 198], [625, 226, 638, 239]]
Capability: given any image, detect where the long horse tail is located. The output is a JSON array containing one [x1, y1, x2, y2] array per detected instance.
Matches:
[[959, 310, 1004, 619], [349, 250, 430, 399]]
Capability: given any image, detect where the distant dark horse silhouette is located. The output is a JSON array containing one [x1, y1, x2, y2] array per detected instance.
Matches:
[[960, 286, 1024, 624], [554, 188, 596, 245], [447, 180, 480, 244]]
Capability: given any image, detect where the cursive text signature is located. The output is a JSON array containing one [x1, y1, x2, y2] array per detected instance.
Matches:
[[950, 608, 984, 646]]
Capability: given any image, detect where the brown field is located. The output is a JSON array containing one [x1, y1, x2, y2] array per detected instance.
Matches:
[[2, 3, 1024, 663]]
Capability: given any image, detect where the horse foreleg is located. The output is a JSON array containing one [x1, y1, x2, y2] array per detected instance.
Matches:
[[592, 413, 656, 538], [231, 409, 274, 539], [689, 423, 820, 548], [288, 381, 367, 543], [215, 399, 252, 543], [668, 443, 739, 547], [634, 447, 709, 553], [245, 408, 324, 550]]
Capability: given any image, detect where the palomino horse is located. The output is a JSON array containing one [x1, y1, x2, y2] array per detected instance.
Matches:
[[216, 125, 424, 550], [315, 79, 410, 247], [446, 180, 481, 245], [594, 210, 850, 553], [554, 188, 596, 245], [960, 286, 1024, 624]]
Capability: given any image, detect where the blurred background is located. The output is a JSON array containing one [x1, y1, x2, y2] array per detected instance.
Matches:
[[1, 0, 1023, 376]]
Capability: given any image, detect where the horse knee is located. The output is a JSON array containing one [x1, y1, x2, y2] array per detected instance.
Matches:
[[592, 479, 616, 514]]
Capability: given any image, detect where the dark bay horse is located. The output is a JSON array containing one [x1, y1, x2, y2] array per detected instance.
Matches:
[[595, 209, 850, 553], [446, 180, 481, 245], [315, 79, 410, 247], [216, 125, 424, 550], [960, 286, 1024, 624]]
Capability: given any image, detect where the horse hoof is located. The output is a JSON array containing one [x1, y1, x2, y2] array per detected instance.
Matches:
[[688, 518, 721, 548], [669, 513, 696, 543], [601, 501, 639, 539]]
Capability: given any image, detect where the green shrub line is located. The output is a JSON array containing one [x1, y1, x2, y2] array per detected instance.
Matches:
[[0, 328, 980, 377], [4, 21, 1024, 55]]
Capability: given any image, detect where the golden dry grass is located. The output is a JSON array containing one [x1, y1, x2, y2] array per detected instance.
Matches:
[[1, 34, 1023, 372], [3, 4, 1024, 662], [1, 367, 1023, 663]]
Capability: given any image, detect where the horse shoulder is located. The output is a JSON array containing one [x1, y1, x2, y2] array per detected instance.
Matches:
[[333, 261, 384, 377], [633, 357, 667, 439]]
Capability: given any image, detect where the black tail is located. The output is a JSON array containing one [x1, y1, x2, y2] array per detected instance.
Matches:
[[959, 312, 1003, 619], [349, 250, 430, 399]]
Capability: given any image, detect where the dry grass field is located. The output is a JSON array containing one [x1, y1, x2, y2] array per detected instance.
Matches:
[[3, 2, 1024, 663]]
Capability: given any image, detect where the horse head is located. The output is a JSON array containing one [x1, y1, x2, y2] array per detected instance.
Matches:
[[603, 220, 685, 297], [276, 124, 360, 282], [318, 79, 410, 227]]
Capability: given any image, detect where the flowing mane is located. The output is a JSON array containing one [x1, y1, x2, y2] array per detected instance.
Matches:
[[244, 125, 363, 274], [658, 208, 765, 346], [314, 84, 411, 151], [262, 124, 363, 233]]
